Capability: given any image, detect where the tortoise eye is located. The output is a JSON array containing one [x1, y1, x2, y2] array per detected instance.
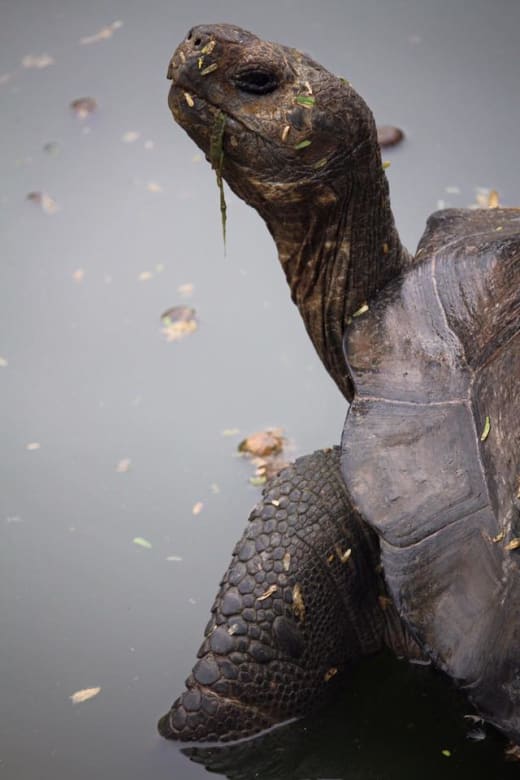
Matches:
[[234, 69, 279, 95]]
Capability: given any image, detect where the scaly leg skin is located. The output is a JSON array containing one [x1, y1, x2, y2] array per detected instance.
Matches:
[[158, 447, 405, 743]]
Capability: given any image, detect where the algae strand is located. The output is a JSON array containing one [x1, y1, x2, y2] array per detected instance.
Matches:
[[209, 110, 227, 248]]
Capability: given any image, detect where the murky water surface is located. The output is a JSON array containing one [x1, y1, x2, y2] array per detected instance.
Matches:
[[1, 1, 519, 778]]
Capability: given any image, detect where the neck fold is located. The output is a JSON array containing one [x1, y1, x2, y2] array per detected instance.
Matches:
[[266, 146, 410, 401]]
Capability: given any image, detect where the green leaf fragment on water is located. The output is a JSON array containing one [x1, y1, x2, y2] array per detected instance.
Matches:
[[209, 111, 227, 248], [294, 139, 312, 150], [295, 95, 315, 107], [133, 536, 152, 549], [249, 475, 267, 487], [480, 415, 491, 441], [382, 161, 391, 170]]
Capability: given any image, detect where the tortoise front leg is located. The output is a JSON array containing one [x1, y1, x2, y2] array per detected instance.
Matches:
[[158, 447, 387, 742]]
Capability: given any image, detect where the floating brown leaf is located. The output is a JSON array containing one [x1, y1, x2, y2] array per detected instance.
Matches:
[[161, 306, 198, 342], [239, 429, 284, 457], [27, 191, 59, 215], [70, 97, 97, 119], [377, 125, 404, 148]]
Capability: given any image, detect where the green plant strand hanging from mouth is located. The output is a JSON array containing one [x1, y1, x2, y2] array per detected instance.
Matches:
[[209, 110, 227, 248]]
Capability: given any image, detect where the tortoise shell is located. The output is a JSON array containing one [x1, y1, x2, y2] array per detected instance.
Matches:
[[342, 207, 520, 741]]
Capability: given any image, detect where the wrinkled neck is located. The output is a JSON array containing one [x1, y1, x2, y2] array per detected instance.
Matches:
[[266, 152, 410, 401]]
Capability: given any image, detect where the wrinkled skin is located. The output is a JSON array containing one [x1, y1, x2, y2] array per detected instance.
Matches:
[[158, 449, 420, 741], [160, 24, 520, 746]]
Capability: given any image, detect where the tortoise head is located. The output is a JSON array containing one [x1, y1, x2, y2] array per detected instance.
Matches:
[[167, 24, 377, 221]]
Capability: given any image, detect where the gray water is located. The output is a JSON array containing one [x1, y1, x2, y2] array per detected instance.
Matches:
[[1, 1, 519, 778]]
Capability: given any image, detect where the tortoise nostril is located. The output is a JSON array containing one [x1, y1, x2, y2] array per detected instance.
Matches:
[[193, 37, 202, 47], [187, 29, 193, 41]]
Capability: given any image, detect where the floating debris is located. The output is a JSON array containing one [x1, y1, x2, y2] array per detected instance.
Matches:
[[22, 53, 54, 69], [70, 97, 97, 119], [382, 161, 391, 170], [488, 189, 500, 208], [292, 583, 305, 622], [472, 187, 501, 210], [121, 131, 140, 143], [26, 442, 41, 451], [466, 727, 486, 742], [239, 429, 284, 457], [480, 415, 491, 442], [26, 191, 59, 215], [146, 181, 163, 193], [166, 555, 183, 562], [138, 271, 153, 281], [335, 545, 352, 564], [505, 744, 520, 761], [43, 141, 60, 156], [133, 537, 152, 549], [177, 283, 194, 298], [116, 458, 131, 473], [80, 20, 123, 45], [353, 303, 369, 318], [257, 584, 278, 601], [221, 428, 240, 437], [201, 62, 219, 76], [249, 475, 267, 487], [72, 269, 85, 283], [201, 41, 216, 55], [192, 502, 204, 516], [160, 306, 198, 342], [70, 687, 101, 704], [377, 126, 404, 148], [324, 667, 338, 682], [0, 356, 8, 368]]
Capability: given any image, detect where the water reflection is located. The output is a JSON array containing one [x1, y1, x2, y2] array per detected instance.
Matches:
[[180, 656, 516, 779]]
